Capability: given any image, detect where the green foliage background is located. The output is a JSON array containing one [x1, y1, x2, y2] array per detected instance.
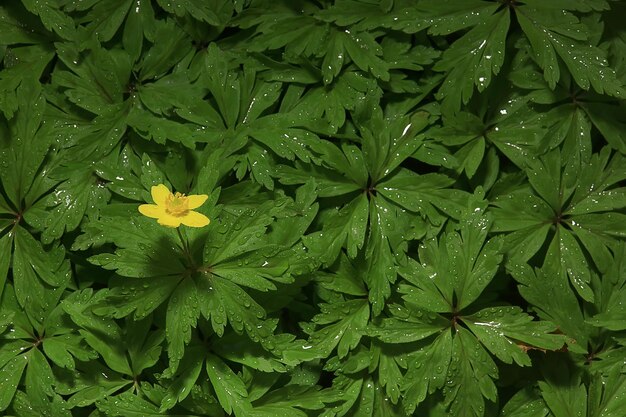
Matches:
[[1, 0, 626, 416]]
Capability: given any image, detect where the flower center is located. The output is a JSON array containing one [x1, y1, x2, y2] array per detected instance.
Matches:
[[165, 192, 190, 217]]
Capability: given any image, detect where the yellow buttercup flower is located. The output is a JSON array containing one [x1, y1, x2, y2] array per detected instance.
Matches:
[[138, 184, 210, 228]]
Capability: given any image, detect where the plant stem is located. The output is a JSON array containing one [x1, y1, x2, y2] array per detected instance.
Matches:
[[176, 228, 195, 268]]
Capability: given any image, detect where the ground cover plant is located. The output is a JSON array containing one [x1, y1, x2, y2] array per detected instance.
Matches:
[[1, 0, 626, 416]]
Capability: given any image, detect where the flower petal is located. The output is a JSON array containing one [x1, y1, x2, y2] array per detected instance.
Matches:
[[138, 204, 164, 219], [180, 211, 210, 228], [157, 213, 183, 228], [151, 184, 171, 206], [187, 194, 208, 209]]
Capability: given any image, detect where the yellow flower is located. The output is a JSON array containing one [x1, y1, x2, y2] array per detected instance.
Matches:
[[138, 184, 210, 228]]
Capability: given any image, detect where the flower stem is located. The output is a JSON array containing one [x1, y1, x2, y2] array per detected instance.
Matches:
[[176, 228, 195, 268]]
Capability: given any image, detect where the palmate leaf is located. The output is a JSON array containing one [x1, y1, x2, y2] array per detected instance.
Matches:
[[430, 94, 549, 176], [378, 169, 468, 226], [156, 0, 227, 26], [2, 0, 626, 415], [284, 299, 370, 362], [508, 261, 589, 351], [240, 5, 328, 59], [280, 71, 373, 133], [387, 209, 564, 414], [588, 243, 626, 331], [77, 210, 190, 371], [68, 0, 134, 43], [138, 19, 193, 82], [0, 79, 51, 209], [0, 44, 54, 120], [54, 42, 131, 116], [319, 27, 390, 83], [159, 343, 205, 411], [8, 390, 72, 417], [183, 43, 329, 169], [444, 327, 498, 417], [159, 333, 289, 414], [587, 367, 626, 417], [401, 331, 452, 415], [304, 194, 369, 265], [41, 169, 110, 244], [0, 285, 92, 413], [516, 5, 624, 97], [87, 195, 300, 371], [384, 0, 499, 35], [11, 226, 71, 325], [62, 290, 135, 377], [464, 307, 565, 366], [398, 208, 501, 312], [20, 0, 75, 40], [248, 383, 341, 417], [321, 374, 406, 417], [239, 1, 391, 82], [498, 387, 549, 417], [284, 109, 459, 266], [536, 358, 588, 417], [434, 8, 510, 112], [492, 147, 626, 301], [97, 391, 170, 417]]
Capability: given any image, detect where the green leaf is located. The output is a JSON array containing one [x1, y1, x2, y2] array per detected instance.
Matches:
[[509, 262, 589, 349], [165, 278, 200, 371], [24, 348, 55, 399], [156, 0, 222, 25], [206, 354, 250, 415], [499, 387, 549, 417], [97, 391, 164, 416], [538, 362, 586, 417], [399, 208, 501, 312], [303, 193, 369, 265], [464, 307, 565, 366], [378, 169, 467, 224], [21, 0, 75, 39], [41, 169, 110, 244], [370, 304, 448, 344], [62, 290, 133, 376], [435, 9, 510, 112], [0, 79, 49, 208], [363, 200, 396, 316], [138, 19, 192, 81], [517, 6, 624, 97], [0, 354, 28, 411], [160, 345, 204, 411], [77, 0, 134, 42], [444, 327, 498, 417], [204, 205, 276, 265], [86, 214, 184, 278], [588, 368, 626, 417], [13, 226, 71, 322], [285, 299, 369, 361], [0, 233, 11, 301], [588, 244, 626, 331], [198, 274, 275, 346], [42, 334, 96, 370], [55, 44, 130, 115], [386, 0, 500, 35], [402, 331, 452, 414]]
